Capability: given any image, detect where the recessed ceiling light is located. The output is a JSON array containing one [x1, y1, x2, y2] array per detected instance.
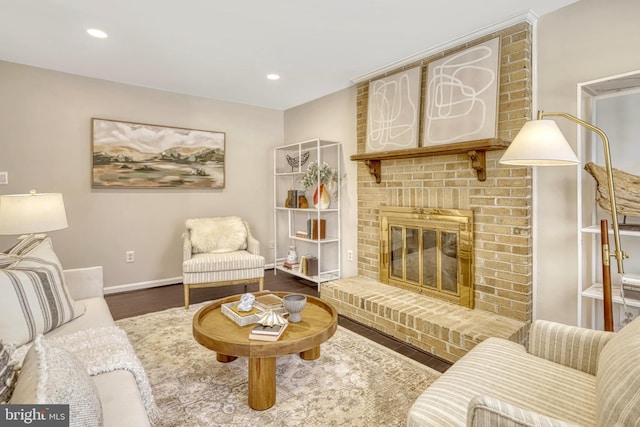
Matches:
[[267, 74, 280, 81], [87, 28, 108, 39]]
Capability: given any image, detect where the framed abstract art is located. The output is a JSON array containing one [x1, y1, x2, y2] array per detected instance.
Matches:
[[423, 37, 501, 146], [366, 66, 422, 153]]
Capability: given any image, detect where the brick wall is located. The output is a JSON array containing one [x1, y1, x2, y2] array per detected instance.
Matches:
[[355, 22, 533, 322]]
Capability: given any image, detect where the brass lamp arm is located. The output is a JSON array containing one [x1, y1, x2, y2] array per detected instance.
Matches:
[[539, 111, 627, 274]]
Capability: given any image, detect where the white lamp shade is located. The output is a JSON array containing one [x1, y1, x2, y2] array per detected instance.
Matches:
[[0, 192, 68, 235], [500, 120, 580, 166]]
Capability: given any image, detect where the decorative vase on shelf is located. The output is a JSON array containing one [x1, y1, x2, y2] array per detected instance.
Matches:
[[286, 246, 298, 264], [313, 184, 331, 209]]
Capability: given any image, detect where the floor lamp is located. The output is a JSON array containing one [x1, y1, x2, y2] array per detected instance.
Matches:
[[500, 110, 628, 332]]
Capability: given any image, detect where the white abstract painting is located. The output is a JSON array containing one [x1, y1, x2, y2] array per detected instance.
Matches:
[[366, 66, 421, 153], [423, 37, 500, 146]]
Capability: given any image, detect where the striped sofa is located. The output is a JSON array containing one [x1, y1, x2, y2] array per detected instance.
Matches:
[[408, 317, 640, 426]]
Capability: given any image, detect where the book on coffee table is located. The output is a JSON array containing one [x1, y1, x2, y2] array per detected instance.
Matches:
[[254, 294, 284, 311], [230, 305, 260, 317], [249, 322, 288, 341]]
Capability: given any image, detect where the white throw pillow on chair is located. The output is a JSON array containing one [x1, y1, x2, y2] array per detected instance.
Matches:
[[187, 217, 248, 254]]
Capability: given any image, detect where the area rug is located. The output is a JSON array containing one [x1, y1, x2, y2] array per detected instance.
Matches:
[[115, 303, 440, 427]]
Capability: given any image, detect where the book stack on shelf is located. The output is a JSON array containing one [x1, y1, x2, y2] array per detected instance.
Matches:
[[282, 260, 299, 270], [299, 255, 318, 276], [307, 219, 326, 240], [249, 322, 288, 341]]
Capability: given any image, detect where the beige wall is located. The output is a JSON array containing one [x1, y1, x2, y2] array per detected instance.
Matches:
[[536, 0, 640, 324], [283, 87, 359, 278], [0, 61, 282, 291]]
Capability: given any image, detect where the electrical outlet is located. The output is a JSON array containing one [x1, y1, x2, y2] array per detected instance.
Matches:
[[126, 251, 135, 263], [347, 250, 353, 262], [0, 172, 7, 185], [269, 240, 275, 249]]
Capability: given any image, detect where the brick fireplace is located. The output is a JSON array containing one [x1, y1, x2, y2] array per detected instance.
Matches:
[[354, 22, 533, 324], [320, 22, 533, 362]]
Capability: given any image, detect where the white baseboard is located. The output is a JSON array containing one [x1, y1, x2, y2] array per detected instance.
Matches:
[[103, 276, 182, 295]]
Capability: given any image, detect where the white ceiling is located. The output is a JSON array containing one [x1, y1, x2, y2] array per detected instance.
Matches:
[[0, 0, 578, 110]]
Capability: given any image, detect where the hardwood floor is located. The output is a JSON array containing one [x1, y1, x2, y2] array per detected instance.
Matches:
[[105, 269, 451, 373]]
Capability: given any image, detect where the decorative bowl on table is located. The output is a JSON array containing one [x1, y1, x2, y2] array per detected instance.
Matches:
[[283, 294, 307, 323]]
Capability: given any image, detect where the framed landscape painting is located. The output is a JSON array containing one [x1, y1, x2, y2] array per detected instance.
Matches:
[[92, 118, 226, 189]]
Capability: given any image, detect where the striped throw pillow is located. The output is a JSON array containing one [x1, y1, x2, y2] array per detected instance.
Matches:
[[0, 234, 45, 268], [0, 238, 84, 347], [4, 234, 46, 256], [0, 255, 16, 269]]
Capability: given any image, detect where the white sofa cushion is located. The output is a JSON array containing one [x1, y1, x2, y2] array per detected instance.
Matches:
[[10, 335, 103, 427], [93, 370, 152, 427], [0, 238, 84, 346], [45, 298, 115, 339], [596, 316, 640, 426], [186, 217, 247, 253]]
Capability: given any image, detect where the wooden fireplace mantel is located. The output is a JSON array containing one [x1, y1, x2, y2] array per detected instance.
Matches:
[[350, 138, 510, 183]]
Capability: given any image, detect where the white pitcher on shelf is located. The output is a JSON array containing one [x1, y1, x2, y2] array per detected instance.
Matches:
[[286, 246, 298, 264]]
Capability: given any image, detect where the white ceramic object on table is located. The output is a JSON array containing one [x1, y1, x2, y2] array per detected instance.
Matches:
[[283, 294, 307, 323]]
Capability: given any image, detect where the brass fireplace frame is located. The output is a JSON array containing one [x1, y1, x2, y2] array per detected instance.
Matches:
[[379, 206, 474, 308]]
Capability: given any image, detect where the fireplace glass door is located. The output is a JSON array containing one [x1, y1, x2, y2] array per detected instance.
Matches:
[[380, 207, 473, 308], [389, 225, 459, 295]]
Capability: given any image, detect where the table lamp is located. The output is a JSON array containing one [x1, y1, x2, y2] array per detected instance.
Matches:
[[501, 110, 630, 332], [0, 189, 68, 238]]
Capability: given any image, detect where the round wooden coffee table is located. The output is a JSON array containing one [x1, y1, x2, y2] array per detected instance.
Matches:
[[192, 292, 338, 410]]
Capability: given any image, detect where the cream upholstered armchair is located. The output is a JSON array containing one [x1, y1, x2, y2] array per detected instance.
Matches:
[[408, 316, 640, 426], [182, 217, 265, 308]]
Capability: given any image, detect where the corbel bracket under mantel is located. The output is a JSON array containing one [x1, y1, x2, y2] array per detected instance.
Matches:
[[467, 150, 486, 181], [363, 160, 382, 183], [350, 138, 509, 183]]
